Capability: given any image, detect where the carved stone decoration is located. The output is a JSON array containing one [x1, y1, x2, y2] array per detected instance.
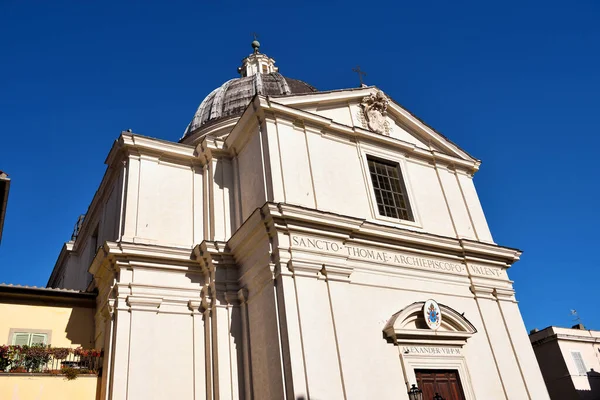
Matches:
[[359, 90, 391, 135]]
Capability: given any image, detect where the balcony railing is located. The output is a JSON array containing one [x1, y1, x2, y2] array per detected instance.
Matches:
[[0, 345, 102, 377]]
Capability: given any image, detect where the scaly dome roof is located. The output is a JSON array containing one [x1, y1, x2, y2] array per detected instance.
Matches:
[[182, 41, 318, 139]]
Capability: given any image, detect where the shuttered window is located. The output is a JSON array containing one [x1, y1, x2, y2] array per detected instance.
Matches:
[[571, 351, 587, 375], [31, 334, 47, 345], [11, 332, 48, 346], [12, 333, 30, 346]]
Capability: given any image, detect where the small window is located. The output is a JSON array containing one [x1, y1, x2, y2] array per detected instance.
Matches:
[[262, 65, 268, 73], [571, 351, 587, 375], [12, 332, 48, 346], [367, 157, 414, 221]]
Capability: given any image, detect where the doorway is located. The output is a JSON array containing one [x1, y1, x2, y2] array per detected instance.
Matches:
[[415, 369, 466, 400]]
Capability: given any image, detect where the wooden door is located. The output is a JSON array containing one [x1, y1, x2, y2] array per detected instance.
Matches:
[[415, 369, 466, 400]]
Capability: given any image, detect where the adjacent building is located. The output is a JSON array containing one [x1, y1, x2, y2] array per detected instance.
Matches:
[[2, 40, 550, 399], [0, 284, 98, 399], [530, 325, 600, 399]]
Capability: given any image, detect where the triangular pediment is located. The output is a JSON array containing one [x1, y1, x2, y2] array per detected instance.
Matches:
[[269, 87, 476, 163]]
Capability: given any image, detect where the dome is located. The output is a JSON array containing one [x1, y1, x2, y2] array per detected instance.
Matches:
[[182, 44, 318, 138]]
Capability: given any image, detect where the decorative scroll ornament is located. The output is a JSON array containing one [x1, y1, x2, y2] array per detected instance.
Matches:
[[358, 90, 391, 135], [423, 299, 442, 330]]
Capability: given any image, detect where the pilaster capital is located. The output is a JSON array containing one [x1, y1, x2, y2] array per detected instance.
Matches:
[[237, 288, 249, 303], [470, 285, 496, 300], [193, 240, 235, 274], [322, 264, 353, 283], [126, 295, 162, 311], [493, 288, 516, 302], [224, 290, 242, 306], [287, 260, 324, 279], [188, 300, 202, 314]]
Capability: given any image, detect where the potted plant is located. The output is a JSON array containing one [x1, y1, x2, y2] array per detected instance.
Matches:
[[0, 345, 9, 372], [23, 345, 51, 372]]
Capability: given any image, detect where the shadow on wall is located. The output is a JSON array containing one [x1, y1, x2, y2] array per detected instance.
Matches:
[[230, 303, 248, 398], [65, 306, 95, 348], [184, 265, 249, 398], [577, 369, 600, 400], [212, 158, 236, 234]]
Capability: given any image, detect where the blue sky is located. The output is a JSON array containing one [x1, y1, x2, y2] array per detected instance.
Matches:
[[1, 0, 599, 331]]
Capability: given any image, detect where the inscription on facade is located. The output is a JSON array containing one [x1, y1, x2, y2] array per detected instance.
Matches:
[[291, 235, 466, 274], [468, 264, 503, 278], [403, 346, 461, 355]]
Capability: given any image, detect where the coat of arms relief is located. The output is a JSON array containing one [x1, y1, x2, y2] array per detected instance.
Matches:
[[357, 90, 392, 135]]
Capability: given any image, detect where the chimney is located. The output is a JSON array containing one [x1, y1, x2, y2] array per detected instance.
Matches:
[[572, 323, 585, 330]]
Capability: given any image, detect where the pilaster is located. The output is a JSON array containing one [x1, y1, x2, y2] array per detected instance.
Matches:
[[471, 284, 529, 399]]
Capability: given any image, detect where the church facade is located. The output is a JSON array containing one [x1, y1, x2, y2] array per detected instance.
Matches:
[[45, 41, 550, 399]]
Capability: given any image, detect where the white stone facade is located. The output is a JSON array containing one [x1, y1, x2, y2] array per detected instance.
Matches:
[[46, 51, 549, 399]]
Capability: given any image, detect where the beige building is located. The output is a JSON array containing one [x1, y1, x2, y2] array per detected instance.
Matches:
[[0, 284, 98, 400], [1, 40, 549, 399], [530, 325, 600, 400]]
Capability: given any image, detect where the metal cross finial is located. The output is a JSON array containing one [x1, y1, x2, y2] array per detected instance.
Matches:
[[252, 32, 259, 41], [352, 65, 367, 87]]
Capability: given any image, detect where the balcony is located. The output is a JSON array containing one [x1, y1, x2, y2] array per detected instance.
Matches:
[[0, 345, 102, 400]]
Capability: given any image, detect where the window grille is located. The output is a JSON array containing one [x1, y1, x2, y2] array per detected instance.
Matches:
[[367, 157, 413, 221]]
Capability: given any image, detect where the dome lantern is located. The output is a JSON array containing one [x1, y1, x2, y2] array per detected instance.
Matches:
[[237, 41, 278, 78]]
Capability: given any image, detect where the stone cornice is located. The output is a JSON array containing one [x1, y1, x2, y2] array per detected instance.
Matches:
[[531, 333, 600, 347], [224, 92, 480, 174], [89, 241, 210, 315], [193, 240, 235, 272], [270, 87, 375, 106], [270, 87, 475, 162], [196, 136, 229, 164], [226, 202, 521, 294], [226, 209, 274, 265], [111, 132, 196, 163], [89, 241, 198, 277], [193, 240, 240, 299], [460, 239, 521, 263], [257, 203, 520, 266], [181, 116, 239, 146]]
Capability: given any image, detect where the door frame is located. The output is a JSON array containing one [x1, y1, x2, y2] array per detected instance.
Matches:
[[400, 349, 475, 400]]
